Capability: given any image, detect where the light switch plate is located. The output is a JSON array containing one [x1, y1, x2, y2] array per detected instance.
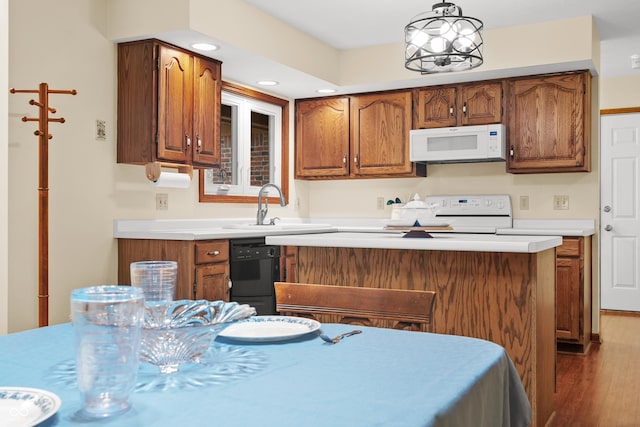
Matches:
[[553, 195, 569, 210], [156, 193, 168, 210]]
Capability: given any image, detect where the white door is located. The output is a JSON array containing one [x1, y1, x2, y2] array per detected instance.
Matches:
[[601, 112, 640, 311]]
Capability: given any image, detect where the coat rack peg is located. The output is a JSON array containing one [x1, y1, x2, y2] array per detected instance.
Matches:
[[9, 81, 77, 327]]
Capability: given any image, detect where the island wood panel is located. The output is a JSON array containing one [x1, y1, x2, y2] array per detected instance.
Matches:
[[117, 239, 196, 300], [296, 246, 555, 427]]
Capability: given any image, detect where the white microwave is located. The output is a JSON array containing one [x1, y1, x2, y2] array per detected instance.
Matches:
[[410, 124, 506, 163]]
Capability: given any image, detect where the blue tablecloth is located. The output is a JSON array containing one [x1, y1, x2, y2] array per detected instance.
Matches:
[[0, 323, 531, 427]]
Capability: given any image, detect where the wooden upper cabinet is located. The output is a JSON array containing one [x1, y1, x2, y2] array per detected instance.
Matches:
[[507, 71, 590, 173], [413, 82, 503, 128], [295, 97, 350, 178], [414, 87, 458, 128], [192, 57, 222, 166], [351, 91, 414, 176], [117, 39, 222, 168], [459, 83, 503, 126], [295, 91, 424, 179], [156, 46, 193, 163]]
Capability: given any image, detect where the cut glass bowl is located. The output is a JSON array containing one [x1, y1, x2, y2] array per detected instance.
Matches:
[[140, 299, 256, 374]]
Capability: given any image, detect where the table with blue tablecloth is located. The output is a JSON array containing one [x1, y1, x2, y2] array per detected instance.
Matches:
[[0, 323, 531, 427]]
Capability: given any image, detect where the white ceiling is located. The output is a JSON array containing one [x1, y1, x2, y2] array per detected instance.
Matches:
[[164, 0, 640, 99]]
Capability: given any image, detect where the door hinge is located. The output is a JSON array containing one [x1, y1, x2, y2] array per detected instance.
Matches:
[[192, 280, 197, 299]]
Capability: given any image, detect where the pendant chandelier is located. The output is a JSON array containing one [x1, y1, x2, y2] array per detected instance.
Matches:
[[405, 1, 484, 74]]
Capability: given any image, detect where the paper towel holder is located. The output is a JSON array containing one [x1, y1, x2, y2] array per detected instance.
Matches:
[[145, 162, 193, 183]]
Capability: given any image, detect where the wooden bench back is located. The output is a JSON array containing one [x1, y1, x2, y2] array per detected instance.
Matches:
[[274, 282, 436, 331]]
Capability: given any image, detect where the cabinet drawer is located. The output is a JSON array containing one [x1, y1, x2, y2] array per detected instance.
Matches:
[[557, 237, 582, 257], [195, 241, 229, 264]]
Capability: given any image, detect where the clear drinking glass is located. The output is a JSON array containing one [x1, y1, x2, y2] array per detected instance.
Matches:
[[130, 260, 178, 304], [70, 286, 144, 418]]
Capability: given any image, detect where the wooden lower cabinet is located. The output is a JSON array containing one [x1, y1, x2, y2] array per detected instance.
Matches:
[[117, 238, 230, 301], [194, 241, 230, 301], [556, 236, 592, 353]]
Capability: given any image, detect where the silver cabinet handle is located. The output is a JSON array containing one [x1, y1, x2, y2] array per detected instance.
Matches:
[[463, 102, 467, 116], [604, 225, 613, 231], [197, 135, 202, 151], [185, 134, 191, 148], [603, 205, 611, 213], [354, 155, 359, 166], [207, 250, 220, 256], [342, 155, 347, 165]]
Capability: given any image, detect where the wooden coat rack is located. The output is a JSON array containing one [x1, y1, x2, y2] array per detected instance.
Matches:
[[10, 83, 77, 327]]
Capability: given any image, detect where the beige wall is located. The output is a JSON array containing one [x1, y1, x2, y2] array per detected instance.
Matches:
[[7, 0, 636, 332], [600, 75, 640, 110]]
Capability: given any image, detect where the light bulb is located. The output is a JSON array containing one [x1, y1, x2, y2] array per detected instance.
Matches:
[[439, 20, 459, 42], [430, 36, 448, 54], [410, 29, 430, 48], [456, 27, 476, 51]]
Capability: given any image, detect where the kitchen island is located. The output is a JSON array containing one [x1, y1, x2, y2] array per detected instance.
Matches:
[[266, 231, 561, 427]]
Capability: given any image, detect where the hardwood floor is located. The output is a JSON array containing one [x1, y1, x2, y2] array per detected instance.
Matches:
[[555, 312, 640, 426]]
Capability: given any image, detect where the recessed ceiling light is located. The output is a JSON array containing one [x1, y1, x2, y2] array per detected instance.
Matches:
[[317, 88, 337, 94], [257, 80, 279, 86], [191, 43, 218, 52]]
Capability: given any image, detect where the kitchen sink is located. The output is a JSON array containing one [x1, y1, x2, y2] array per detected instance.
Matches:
[[222, 223, 335, 231]]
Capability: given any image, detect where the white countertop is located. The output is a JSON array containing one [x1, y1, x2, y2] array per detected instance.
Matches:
[[113, 218, 338, 240], [113, 218, 586, 251], [497, 219, 596, 237], [265, 232, 562, 253]]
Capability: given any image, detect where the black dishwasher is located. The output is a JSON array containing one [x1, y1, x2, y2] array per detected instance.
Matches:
[[229, 237, 280, 315]]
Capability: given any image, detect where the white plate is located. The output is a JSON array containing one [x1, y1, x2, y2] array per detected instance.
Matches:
[[219, 316, 321, 342], [0, 387, 61, 427]]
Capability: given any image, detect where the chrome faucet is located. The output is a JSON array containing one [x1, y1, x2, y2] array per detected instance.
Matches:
[[256, 183, 286, 225]]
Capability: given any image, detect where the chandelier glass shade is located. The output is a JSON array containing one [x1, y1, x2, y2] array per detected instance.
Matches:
[[405, 1, 484, 74]]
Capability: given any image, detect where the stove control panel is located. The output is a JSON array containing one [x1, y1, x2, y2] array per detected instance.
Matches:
[[425, 194, 512, 217]]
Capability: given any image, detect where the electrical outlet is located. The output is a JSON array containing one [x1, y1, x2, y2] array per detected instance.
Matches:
[[156, 193, 168, 210], [376, 197, 385, 210], [553, 195, 569, 210], [519, 195, 529, 210], [95, 119, 106, 141]]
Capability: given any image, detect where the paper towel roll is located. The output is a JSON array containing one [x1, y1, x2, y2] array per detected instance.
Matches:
[[150, 171, 191, 189]]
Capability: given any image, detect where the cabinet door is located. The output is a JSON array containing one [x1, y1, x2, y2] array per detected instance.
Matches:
[[351, 91, 413, 176], [280, 246, 298, 283], [157, 46, 193, 163], [507, 71, 590, 173], [556, 256, 581, 341], [413, 87, 457, 128], [195, 263, 230, 302], [192, 56, 221, 167], [295, 97, 350, 178], [460, 82, 503, 126]]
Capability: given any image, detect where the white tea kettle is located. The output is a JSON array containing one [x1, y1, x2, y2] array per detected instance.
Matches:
[[390, 194, 439, 226]]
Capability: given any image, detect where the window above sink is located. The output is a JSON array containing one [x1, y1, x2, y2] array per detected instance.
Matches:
[[199, 82, 289, 204]]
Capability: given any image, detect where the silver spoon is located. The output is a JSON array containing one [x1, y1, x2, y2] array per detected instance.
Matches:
[[318, 329, 362, 344]]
